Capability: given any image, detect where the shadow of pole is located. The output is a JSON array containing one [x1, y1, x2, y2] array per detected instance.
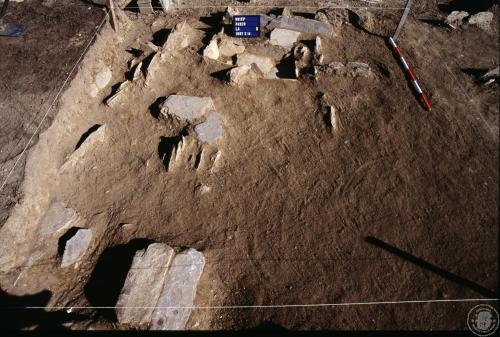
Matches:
[[364, 236, 498, 298]]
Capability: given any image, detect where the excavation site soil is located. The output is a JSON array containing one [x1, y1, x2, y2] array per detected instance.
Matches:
[[0, 0, 498, 331]]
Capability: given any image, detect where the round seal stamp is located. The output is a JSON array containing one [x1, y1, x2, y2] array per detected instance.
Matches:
[[468, 304, 499, 336]]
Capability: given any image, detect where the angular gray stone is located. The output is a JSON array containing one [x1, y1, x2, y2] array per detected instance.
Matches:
[[116, 243, 175, 325], [445, 11, 469, 28], [161, 95, 214, 121], [468, 12, 494, 31], [268, 15, 334, 37], [203, 39, 220, 60], [195, 112, 224, 143], [38, 202, 77, 235], [270, 28, 301, 48], [163, 21, 201, 51], [61, 228, 92, 268], [159, 0, 171, 12], [150, 249, 205, 330]]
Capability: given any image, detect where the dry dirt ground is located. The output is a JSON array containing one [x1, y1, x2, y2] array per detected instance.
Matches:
[[0, 0, 498, 332]]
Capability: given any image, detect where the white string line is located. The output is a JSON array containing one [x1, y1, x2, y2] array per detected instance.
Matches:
[[119, 6, 409, 10], [0, 11, 110, 193], [23, 298, 499, 310]]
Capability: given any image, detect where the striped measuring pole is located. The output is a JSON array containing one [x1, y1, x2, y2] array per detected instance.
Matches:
[[388, 37, 431, 111]]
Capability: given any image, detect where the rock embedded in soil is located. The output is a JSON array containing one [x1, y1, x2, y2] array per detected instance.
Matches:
[[161, 95, 215, 121], [163, 21, 201, 51], [270, 28, 301, 49], [346, 62, 370, 78], [95, 66, 112, 89], [195, 112, 224, 143], [228, 64, 263, 86], [203, 39, 220, 60], [60, 125, 107, 171], [268, 15, 334, 37], [445, 11, 469, 28], [61, 228, 92, 268], [237, 53, 275, 75], [150, 249, 205, 330], [116, 243, 175, 325], [38, 202, 77, 235], [218, 39, 245, 57], [468, 12, 494, 31]]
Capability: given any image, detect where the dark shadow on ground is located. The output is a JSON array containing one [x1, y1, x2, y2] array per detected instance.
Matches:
[[0, 287, 86, 330], [84, 239, 154, 321], [364, 236, 498, 298]]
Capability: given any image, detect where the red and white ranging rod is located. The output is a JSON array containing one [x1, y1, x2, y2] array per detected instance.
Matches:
[[388, 37, 431, 111]]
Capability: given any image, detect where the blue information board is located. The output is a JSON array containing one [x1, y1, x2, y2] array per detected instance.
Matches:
[[233, 15, 260, 38]]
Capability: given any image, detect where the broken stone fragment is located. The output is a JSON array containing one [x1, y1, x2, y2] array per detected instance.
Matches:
[[195, 112, 224, 143], [281, 7, 293, 17], [270, 28, 301, 49], [116, 243, 175, 325], [159, 0, 171, 12], [132, 62, 143, 81], [294, 45, 313, 78], [61, 125, 107, 171], [105, 81, 131, 106], [445, 11, 469, 28], [228, 64, 263, 86], [481, 66, 499, 84], [61, 228, 92, 268], [218, 39, 245, 57], [223, 6, 240, 24], [268, 15, 334, 37], [346, 62, 370, 78], [468, 12, 493, 31], [38, 202, 77, 235], [161, 95, 215, 121], [137, 0, 154, 14], [314, 36, 324, 65], [95, 66, 112, 90], [237, 53, 275, 75], [315, 11, 329, 24], [203, 39, 220, 60], [163, 21, 202, 52], [150, 249, 205, 330]]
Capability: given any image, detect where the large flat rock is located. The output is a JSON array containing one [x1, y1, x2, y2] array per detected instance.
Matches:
[[194, 112, 224, 143], [161, 95, 214, 121], [150, 249, 205, 330], [268, 15, 333, 37], [116, 243, 175, 325]]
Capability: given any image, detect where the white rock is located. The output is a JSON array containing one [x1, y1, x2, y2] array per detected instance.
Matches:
[[270, 28, 301, 48], [95, 66, 112, 89], [164, 21, 201, 52], [116, 243, 175, 325], [38, 203, 77, 235], [161, 95, 214, 121], [105, 80, 131, 106], [237, 53, 275, 74], [195, 112, 224, 143], [468, 12, 494, 31], [228, 64, 263, 85], [159, 0, 170, 12], [203, 39, 220, 60], [150, 249, 205, 330], [445, 11, 469, 28], [218, 39, 245, 57], [61, 228, 92, 268]]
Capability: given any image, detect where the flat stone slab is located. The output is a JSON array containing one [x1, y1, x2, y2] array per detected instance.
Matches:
[[150, 249, 205, 330], [164, 21, 202, 51], [268, 15, 333, 37], [237, 53, 275, 74], [38, 202, 77, 235], [270, 28, 301, 48], [61, 228, 92, 268], [161, 95, 214, 121], [116, 243, 175, 325], [195, 112, 224, 143]]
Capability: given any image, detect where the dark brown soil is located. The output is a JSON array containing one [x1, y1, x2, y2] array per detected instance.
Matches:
[[0, 0, 105, 225], [0, 0, 498, 332]]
